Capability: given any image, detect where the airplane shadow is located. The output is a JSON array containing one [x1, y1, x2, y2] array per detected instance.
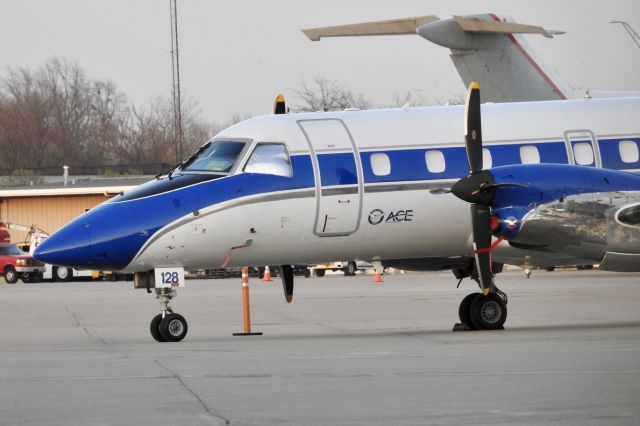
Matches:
[[201, 321, 640, 343]]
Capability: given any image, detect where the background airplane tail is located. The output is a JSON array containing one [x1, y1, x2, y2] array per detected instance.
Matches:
[[304, 13, 577, 103], [418, 14, 575, 103]]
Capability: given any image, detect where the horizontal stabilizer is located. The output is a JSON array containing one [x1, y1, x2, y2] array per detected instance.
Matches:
[[453, 15, 564, 38], [302, 16, 439, 41]]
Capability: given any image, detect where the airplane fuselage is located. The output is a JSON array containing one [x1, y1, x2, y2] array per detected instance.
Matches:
[[36, 97, 640, 273]]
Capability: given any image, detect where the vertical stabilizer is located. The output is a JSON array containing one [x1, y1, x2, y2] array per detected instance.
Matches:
[[418, 14, 575, 102]]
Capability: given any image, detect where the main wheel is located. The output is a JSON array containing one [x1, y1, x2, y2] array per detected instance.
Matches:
[[458, 292, 481, 330], [469, 293, 507, 330], [4, 266, 18, 284], [53, 266, 72, 282], [314, 269, 325, 277], [159, 313, 188, 342], [21, 273, 35, 283], [344, 261, 357, 276], [150, 314, 166, 342]]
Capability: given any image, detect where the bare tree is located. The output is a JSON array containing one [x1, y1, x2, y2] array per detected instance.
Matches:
[[111, 95, 214, 166], [111, 97, 174, 164], [294, 76, 371, 112], [389, 90, 465, 108], [0, 67, 55, 169], [0, 57, 217, 173]]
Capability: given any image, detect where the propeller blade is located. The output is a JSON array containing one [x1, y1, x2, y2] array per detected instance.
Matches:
[[273, 94, 286, 115], [471, 204, 494, 293], [464, 81, 483, 174], [279, 265, 294, 303]]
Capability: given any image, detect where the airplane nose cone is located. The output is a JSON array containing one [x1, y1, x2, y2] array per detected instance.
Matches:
[[34, 221, 92, 269]]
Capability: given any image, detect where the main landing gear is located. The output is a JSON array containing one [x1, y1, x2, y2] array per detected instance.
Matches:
[[453, 264, 508, 331], [455, 290, 507, 331], [150, 288, 188, 342]]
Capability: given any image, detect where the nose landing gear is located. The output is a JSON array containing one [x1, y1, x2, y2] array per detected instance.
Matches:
[[150, 288, 188, 342]]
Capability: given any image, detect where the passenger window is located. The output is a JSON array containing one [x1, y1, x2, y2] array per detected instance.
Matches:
[[482, 148, 492, 168], [370, 153, 391, 176], [244, 144, 292, 177], [425, 150, 445, 173], [573, 142, 594, 165], [519, 145, 540, 164], [619, 140, 639, 164]]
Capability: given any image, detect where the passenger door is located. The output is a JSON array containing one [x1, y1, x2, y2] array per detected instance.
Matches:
[[298, 119, 362, 236]]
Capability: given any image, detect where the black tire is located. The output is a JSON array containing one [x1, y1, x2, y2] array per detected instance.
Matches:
[[159, 313, 188, 342], [53, 266, 72, 282], [303, 268, 311, 278], [469, 293, 507, 330], [458, 292, 481, 330], [545, 266, 556, 272], [21, 273, 35, 283], [150, 314, 166, 342], [314, 269, 325, 277], [4, 266, 18, 284], [344, 261, 357, 276]]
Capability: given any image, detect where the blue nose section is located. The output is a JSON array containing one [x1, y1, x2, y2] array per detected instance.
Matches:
[[34, 220, 92, 269]]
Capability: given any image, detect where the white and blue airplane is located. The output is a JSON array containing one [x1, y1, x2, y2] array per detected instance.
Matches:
[[34, 86, 640, 342]]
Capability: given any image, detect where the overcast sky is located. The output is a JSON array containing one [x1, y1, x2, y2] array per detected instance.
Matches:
[[1, 0, 639, 125]]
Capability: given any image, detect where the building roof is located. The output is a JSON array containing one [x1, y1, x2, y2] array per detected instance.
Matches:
[[0, 176, 152, 198]]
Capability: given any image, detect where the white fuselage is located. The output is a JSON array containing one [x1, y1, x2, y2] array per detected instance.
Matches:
[[126, 97, 640, 271]]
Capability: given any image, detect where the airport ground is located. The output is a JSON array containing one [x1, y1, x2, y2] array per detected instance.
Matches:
[[0, 269, 639, 425]]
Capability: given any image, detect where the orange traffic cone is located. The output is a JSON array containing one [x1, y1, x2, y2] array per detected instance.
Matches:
[[262, 265, 273, 282], [374, 271, 383, 283]]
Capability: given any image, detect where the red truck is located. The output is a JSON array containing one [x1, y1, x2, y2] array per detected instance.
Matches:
[[0, 229, 45, 283]]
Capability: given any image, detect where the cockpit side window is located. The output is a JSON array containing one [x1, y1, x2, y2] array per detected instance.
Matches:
[[243, 143, 293, 177], [181, 140, 246, 173]]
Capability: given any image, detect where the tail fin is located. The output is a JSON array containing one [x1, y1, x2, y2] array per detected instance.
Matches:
[[303, 13, 575, 103], [419, 14, 574, 102]]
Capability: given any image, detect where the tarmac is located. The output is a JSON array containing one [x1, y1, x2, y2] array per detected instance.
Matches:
[[1, 269, 639, 426]]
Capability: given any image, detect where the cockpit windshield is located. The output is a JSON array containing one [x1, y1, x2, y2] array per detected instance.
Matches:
[[180, 140, 246, 173]]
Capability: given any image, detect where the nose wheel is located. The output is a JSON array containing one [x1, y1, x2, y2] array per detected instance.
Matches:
[[150, 288, 188, 342]]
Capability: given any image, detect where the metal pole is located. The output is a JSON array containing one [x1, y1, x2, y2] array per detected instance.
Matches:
[[608, 20, 640, 50], [169, 0, 184, 163]]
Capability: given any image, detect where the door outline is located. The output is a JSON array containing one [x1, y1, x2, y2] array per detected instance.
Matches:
[[297, 118, 364, 237], [563, 129, 601, 167]]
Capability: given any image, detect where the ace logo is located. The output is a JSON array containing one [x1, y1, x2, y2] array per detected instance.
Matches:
[[368, 209, 414, 225], [385, 209, 414, 223]]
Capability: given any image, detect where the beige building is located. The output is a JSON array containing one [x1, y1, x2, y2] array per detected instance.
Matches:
[[0, 178, 149, 242]]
